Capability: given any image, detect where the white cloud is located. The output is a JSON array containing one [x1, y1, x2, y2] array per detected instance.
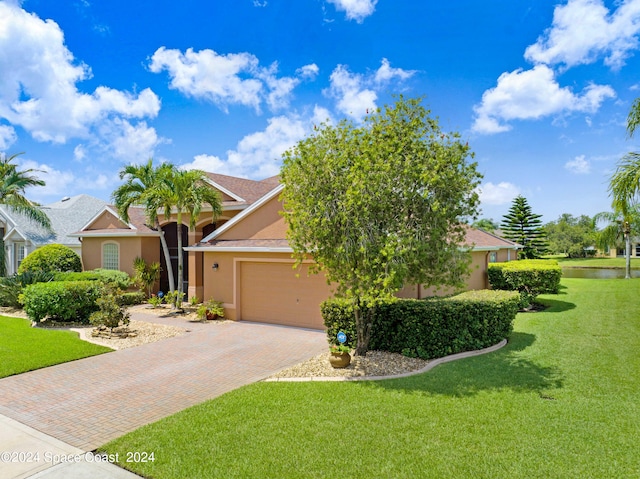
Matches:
[[98, 119, 164, 162], [477, 182, 521, 205], [326, 65, 377, 120], [149, 47, 314, 113], [327, 0, 378, 23], [16, 158, 76, 201], [182, 114, 309, 179], [565, 154, 591, 174], [0, 3, 161, 156], [472, 65, 615, 134], [524, 0, 640, 70], [374, 58, 416, 84], [0, 124, 17, 150], [296, 64, 320, 80], [325, 59, 415, 121]]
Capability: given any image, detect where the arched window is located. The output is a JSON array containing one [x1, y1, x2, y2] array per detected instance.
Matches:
[[102, 242, 119, 270]]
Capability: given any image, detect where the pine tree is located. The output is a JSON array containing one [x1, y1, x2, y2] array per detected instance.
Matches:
[[501, 196, 548, 259]]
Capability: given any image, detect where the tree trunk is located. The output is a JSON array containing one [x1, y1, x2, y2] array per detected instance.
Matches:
[[156, 220, 175, 293], [625, 231, 631, 279], [354, 304, 374, 356], [176, 212, 184, 309]]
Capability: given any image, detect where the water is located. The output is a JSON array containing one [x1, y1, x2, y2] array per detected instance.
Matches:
[[561, 267, 640, 279]]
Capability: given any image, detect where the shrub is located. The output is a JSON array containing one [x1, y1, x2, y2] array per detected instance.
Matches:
[[321, 298, 357, 349], [0, 271, 54, 307], [20, 280, 102, 323], [18, 244, 82, 274], [120, 291, 145, 306], [488, 259, 562, 308], [322, 290, 519, 359], [54, 269, 132, 290], [90, 288, 130, 329]]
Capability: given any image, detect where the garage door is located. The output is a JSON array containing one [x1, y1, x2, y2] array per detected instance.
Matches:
[[240, 261, 330, 329]]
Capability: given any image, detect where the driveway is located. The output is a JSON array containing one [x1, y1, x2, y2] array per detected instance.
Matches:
[[0, 313, 327, 451]]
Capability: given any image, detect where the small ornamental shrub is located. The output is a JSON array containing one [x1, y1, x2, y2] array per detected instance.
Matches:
[[0, 271, 54, 307], [90, 288, 131, 330], [20, 280, 102, 323], [18, 244, 82, 274], [488, 259, 562, 308], [54, 269, 132, 290], [322, 290, 519, 359]]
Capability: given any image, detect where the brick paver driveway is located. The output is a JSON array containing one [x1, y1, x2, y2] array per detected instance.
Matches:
[[0, 313, 327, 450]]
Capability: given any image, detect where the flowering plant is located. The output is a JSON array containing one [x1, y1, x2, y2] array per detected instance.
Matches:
[[329, 344, 350, 354]]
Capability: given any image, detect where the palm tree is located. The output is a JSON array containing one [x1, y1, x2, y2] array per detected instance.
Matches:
[[610, 97, 640, 211], [112, 160, 176, 293], [0, 153, 51, 230], [153, 167, 222, 308], [594, 206, 640, 279]]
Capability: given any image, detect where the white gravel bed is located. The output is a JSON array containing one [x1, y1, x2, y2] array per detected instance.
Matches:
[[268, 350, 430, 379]]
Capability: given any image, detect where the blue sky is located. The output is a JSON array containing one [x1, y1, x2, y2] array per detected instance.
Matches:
[[1, 0, 639, 225]]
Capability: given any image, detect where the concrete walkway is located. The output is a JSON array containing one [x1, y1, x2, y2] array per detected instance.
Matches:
[[0, 312, 327, 478]]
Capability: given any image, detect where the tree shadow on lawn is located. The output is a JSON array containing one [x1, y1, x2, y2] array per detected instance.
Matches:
[[365, 332, 564, 398], [534, 297, 576, 313]]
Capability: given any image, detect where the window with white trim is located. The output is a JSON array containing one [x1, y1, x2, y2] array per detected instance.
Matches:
[[102, 243, 119, 270], [15, 243, 25, 271]]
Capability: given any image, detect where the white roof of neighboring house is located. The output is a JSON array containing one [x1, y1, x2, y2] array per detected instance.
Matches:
[[0, 194, 107, 247]]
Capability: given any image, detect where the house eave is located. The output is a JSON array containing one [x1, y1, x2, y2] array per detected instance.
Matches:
[[184, 246, 293, 253]]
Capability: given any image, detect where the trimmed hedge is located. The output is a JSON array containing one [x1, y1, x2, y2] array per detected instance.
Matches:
[[54, 269, 132, 290], [488, 259, 561, 308], [322, 290, 520, 359], [21, 280, 102, 323], [18, 244, 82, 274]]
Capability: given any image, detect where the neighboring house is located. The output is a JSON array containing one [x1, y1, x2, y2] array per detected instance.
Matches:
[[0, 194, 106, 275], [75, 174, 520, 330]]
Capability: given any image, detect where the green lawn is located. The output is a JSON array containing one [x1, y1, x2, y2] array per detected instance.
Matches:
[[101, 279, 640, 478], [0, 316, 112, 378], [557, 256, 640, 268]]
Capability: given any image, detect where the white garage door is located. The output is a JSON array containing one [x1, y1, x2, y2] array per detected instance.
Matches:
[[240, 261, 330, 329]]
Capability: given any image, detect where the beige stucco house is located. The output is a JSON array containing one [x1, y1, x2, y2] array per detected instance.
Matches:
[[75, 173, 519, 330]]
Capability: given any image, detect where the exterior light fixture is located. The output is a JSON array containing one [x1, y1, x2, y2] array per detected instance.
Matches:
[[212, 263, 219, 271]]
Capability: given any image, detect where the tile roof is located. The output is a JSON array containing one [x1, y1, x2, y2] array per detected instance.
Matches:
[[1, 194, 107, 246], [205, 172, 280, 205], [462, 226, 519, 249]]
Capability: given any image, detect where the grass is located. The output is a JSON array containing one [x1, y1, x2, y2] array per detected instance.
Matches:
[[557, 257, 640, 268], [0, 316, 112, 378], [101, 279, 640, 478]]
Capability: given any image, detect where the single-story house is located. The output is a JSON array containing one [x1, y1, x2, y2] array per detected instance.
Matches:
[[0, 194, 106, 275], [74, 174, 520, 330]]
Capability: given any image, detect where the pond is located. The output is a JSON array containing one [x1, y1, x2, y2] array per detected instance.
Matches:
[[561, 267, 640, 279]]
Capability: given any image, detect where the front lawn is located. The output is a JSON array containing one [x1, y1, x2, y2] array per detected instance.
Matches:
[[0, 316, 112, 378], [101, 278, 640, 478]]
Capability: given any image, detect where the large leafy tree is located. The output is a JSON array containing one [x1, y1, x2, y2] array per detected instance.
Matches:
[[281, 96, 482, 355], [472, 218, 499, 233], [500, 196, 548, 259], [0, 153, 51, 229], [112, 160, 177, 293], [544, 214, 596, 258], [154, 167, 222, 308]]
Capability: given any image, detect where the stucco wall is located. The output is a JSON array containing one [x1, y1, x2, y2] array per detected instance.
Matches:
[[81, 236, 159, 276]]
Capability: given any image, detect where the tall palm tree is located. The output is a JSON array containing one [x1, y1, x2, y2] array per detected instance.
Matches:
[[154, 167, 222, 308], [610, 97, 640, 211], [594, 206, 640, 279], [0, 153, 51, 230], [112, 159, 176, 293]]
